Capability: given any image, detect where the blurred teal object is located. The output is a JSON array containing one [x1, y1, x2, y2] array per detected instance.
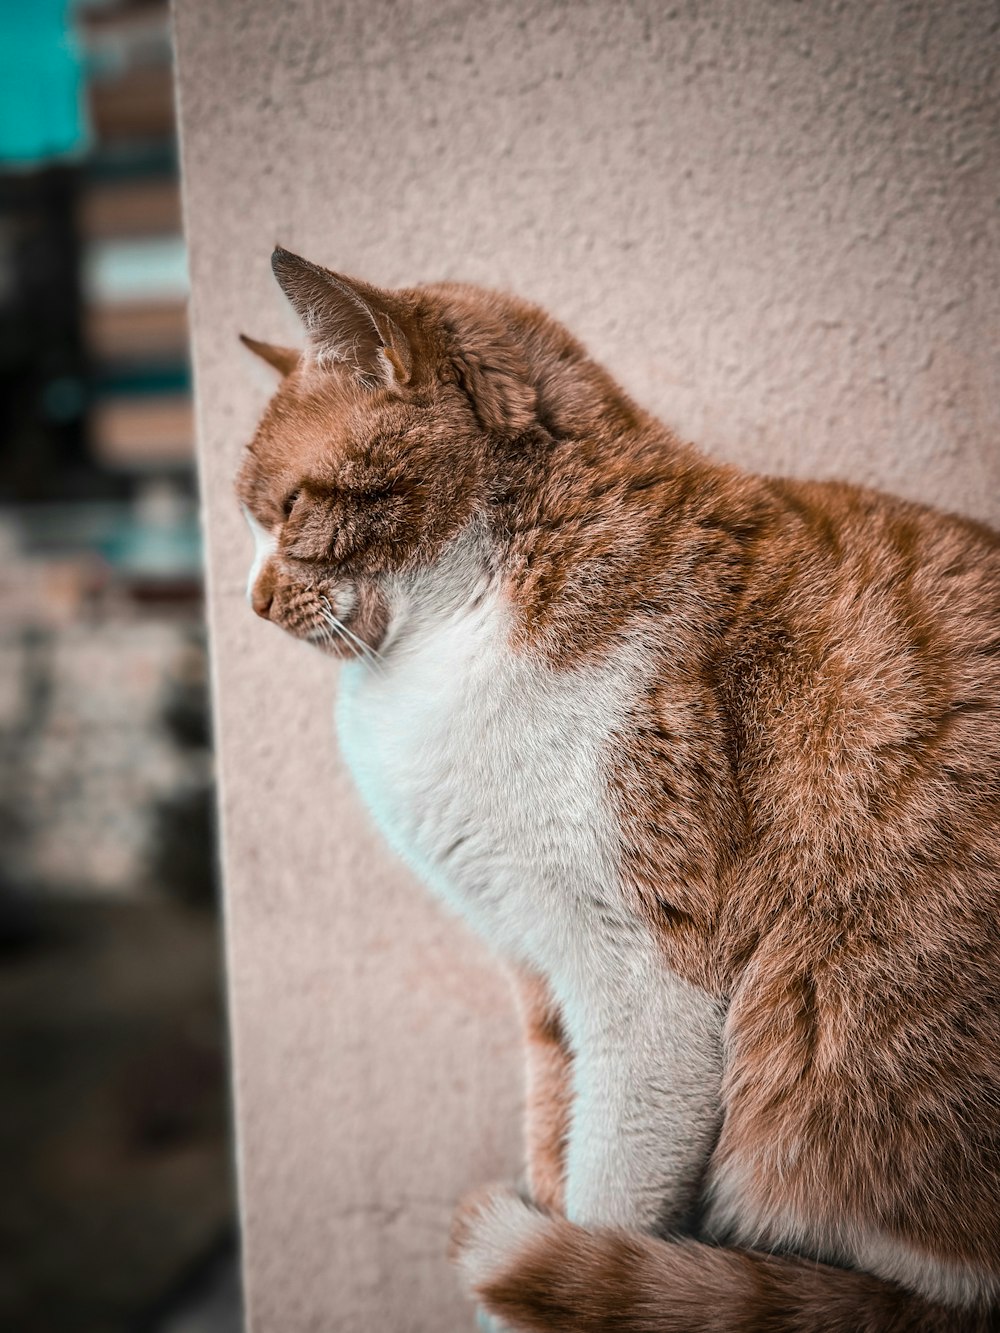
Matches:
[[0, 0, 89, 167]]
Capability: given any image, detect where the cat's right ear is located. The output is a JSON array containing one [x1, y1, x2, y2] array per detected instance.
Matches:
[[239, 333, 300, 377], [270, 246, 413, 388]]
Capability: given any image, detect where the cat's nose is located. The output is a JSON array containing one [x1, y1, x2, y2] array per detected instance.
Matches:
[[251, 579, 273, 620]]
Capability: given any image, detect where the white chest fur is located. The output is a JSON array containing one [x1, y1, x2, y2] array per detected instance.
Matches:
[[336, 582, 642, 991], [335, 571, 725, 1231]]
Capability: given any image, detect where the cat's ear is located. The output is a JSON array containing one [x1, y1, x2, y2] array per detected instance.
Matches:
[[270, 247, 412, 387], [239, 333, 300, 377]]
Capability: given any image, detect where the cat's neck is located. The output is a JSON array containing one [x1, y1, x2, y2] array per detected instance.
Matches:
[[379, 523, 499, 660], [371, 422, 768, 673], [486, 413, 768, 666]]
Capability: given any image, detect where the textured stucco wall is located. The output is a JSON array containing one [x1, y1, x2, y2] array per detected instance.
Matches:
[[172, 2, 999, 1329]]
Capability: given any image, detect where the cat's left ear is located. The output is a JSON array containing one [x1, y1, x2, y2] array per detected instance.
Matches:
[[239, 333, 300, 376], [270, 247, 412, 387]]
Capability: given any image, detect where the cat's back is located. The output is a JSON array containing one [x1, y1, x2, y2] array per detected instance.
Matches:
[[720, 470, 1000, 931], [765, 474, 1000, 638], [710, 478, 1000, 1273], [726, 474, 1000, 770]]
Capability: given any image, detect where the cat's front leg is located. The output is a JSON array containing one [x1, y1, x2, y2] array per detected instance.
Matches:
[[509, 966, 573, 1213], [561, 955, 724, 1234]]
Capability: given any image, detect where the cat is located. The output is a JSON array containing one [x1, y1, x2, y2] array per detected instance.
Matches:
[[236, 246, 1000, 1332]]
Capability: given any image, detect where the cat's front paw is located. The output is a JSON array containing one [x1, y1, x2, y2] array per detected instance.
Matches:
[[450, 1182, 550, 1312]]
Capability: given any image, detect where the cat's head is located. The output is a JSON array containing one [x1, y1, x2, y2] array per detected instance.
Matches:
[[236, 248, 556, 658]]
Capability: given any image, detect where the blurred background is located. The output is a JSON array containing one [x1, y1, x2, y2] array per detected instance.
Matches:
[[0, 1, 239, 1328]]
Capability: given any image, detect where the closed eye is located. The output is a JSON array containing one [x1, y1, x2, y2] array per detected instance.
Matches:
[[282, 488, 301, 518], [316, 482, 404, 506], [350, 481, 404, 503]]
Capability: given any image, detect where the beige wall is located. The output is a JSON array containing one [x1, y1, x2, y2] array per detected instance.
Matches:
[[172, 2, 999, 1328]]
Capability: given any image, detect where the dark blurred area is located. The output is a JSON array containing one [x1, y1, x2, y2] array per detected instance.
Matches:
[[0, 2, 239, 1329]]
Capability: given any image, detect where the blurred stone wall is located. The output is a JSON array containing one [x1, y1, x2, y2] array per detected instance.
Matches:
[[172, 2, 1000, 1329], [0, 524, 211, 901]]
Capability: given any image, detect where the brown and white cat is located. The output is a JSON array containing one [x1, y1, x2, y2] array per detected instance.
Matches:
[[236, 247, 1000, 1332]]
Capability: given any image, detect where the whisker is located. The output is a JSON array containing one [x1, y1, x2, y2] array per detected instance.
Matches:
[[333, 618, 385, 672], [319, 596, 384, 666], [318, 611, 352, 657], [309, 611, 351, 660], [318, 599, 386, 676], [312, 620, 340, 653]]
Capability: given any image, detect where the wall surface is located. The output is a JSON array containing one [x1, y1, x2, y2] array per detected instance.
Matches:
[[172, 2, 999, 1328]]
